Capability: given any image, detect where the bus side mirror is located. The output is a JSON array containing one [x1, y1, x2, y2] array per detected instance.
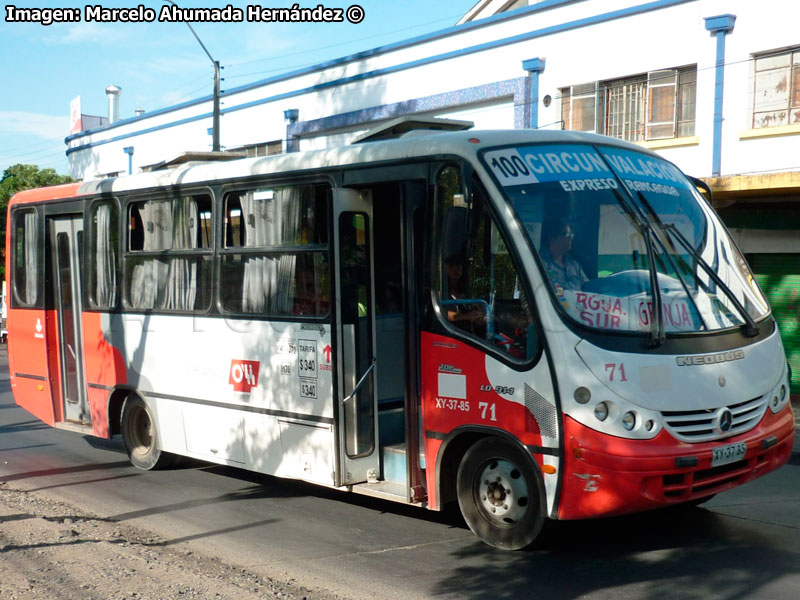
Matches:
[[688, 175, 713, 205], [442, 206, 469, 263]]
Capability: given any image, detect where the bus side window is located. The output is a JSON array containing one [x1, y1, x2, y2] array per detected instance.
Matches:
[[435, 167, 538, 361], [123, 195, 212, 312], [11, 208, 40, 308], [219, 184, 330, 318], [88, 200, 119, 310]]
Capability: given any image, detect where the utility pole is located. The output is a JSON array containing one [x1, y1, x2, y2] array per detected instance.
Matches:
[[163, 0, 221, 152]]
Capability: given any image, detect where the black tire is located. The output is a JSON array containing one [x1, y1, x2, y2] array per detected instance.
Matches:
[[121, 395, 174, 470], [456, 437, 545, 550]]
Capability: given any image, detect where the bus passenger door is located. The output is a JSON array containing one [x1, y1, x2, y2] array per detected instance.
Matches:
[[332, 189, 380, 485], [50, 216, 90, 424]]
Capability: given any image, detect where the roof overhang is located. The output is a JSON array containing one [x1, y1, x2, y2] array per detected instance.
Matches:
[[702, 171, 800, 202]]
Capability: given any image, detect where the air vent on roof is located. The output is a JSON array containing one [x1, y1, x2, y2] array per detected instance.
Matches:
[[351, 116, 474, 144]]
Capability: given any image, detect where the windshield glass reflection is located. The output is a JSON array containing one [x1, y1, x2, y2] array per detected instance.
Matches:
[[481, 143, 769, 335]]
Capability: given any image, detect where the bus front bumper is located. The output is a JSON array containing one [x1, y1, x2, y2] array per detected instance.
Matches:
[[557, 405, 795, 520]]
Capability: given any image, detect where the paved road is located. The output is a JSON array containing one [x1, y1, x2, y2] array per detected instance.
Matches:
[[2, 350, 799, 600]]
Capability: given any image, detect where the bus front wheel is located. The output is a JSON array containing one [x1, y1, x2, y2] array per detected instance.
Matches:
[[456, 437, 545, 550], [121, 396, 173, 470]]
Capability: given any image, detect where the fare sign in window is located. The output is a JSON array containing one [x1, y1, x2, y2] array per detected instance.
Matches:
[[561, 290, 694, 332]]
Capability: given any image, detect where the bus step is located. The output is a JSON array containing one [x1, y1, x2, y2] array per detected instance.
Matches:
[[351, 480, 412, 504], [54, 421, 93, 435], [381, 443, 407, 485]]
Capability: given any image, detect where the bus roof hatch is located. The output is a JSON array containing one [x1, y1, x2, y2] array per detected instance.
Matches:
[[351, 116, 474, 144]]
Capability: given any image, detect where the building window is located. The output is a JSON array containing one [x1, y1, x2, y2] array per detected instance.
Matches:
[[560, 83, 597, 132], [752, 48, 800, 128], [605, 75, 646, 141], [227, 141, 283, 157], [560, 66, 696, 141]]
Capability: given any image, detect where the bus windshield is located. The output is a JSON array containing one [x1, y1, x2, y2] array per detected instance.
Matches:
[[482, 143, 769, 335]]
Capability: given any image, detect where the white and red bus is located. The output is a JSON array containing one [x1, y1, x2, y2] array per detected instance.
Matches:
[[6, 121, 795, 549]]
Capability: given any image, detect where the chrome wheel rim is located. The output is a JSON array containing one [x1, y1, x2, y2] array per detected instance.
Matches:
[[476, 458, 529, 526]]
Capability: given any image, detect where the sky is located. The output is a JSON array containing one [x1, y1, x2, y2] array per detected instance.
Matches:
[[0, 0, 477, 177]]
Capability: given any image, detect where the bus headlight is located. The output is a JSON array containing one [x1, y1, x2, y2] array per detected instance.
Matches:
[[769, 368, 791, 414], [622, 411, 636, 431], [594, 402, 609, 422], [564, 383, 661, 439], [574, 387, 591, 404]]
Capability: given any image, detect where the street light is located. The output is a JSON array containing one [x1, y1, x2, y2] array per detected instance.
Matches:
[[163, 0, 221, 152]]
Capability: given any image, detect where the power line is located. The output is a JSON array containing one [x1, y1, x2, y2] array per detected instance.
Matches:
[[0, 143, 68, 163], [0, 137, 65, 156]]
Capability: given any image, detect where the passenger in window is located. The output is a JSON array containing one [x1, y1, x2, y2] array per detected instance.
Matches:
[[444, 256, 485, 333], [540, 219, 588, 293]]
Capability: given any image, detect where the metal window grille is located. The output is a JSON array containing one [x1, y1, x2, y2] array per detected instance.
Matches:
[[604, 77, 646, 142], [561, 67, 696, 140]]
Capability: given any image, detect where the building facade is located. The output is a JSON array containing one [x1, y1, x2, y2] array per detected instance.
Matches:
[[65, 0, 800, 390]]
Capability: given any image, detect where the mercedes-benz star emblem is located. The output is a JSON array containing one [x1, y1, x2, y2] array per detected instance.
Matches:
[[719, 409, 733, 433]]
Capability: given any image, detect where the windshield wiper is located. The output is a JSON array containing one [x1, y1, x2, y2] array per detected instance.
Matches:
[[635, 191, 759, 338], [642, 226, 666, 346], [609, 189, 665, 347]]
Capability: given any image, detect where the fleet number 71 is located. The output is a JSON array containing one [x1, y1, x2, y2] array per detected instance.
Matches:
[[479, 402, 497, 421], [604, 363, 628, 382]]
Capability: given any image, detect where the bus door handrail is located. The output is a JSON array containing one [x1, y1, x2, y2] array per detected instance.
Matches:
[[342, 360, 376, 405]]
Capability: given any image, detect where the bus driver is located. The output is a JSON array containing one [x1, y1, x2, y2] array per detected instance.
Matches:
[[540, 219, 588, 291]]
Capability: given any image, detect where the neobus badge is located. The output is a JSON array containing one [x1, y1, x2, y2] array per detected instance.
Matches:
[[675, 350, 745, 366], [229, 360, 260, 393]]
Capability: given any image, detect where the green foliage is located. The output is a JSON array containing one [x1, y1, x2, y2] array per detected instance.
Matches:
[[754, 269, 800, 394], [0, 164, 73, 278]]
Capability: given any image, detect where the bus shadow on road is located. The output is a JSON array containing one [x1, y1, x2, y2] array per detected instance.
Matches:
[[0, 461, 133, 483], [0, 419, 53, 434], [188, 462, 468, 529], [433, 505, 799, 599], [82, 435, 127, 453], [0, 443, 56, 453]]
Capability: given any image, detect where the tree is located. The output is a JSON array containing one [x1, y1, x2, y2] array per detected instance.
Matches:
[[0, 164, 73, 278]]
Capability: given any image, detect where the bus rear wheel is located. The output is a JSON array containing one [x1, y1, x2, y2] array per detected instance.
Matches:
[[456, 437, 545, 550], [121, 396, 174, 470]]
